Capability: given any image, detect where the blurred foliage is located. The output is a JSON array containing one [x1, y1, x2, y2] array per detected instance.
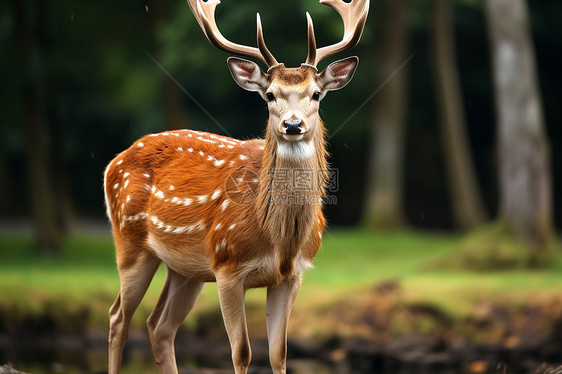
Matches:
[[431, 222, 561, 270], [2, 230, 562, 344], [1, 0, 561, 229]]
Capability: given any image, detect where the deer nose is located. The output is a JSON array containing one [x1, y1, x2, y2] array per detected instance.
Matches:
[[283, 119, 302, 135]]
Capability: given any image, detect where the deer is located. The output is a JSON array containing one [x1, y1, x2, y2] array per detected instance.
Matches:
[[104, 0, 369, 373]]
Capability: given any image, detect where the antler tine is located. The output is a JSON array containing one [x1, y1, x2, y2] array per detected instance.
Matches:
[[306, 0, 370, 67], [305, 12, 317, 67], [185, 0, 278, 68], [256, 13, 279, 68]]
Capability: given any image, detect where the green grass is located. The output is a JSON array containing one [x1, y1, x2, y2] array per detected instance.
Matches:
[[1, 229, 562, 341]]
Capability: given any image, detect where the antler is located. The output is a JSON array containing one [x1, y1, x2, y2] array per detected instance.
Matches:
[[186, 0, 278, 68], [305, 0, 370, 67]]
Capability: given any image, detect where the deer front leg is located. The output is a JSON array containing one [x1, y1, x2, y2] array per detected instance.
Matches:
[[266, 278, 301, 374], [216, 272, 251, 374]]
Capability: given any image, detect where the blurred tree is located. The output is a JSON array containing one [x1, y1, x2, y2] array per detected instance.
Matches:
[[0, 124, 11, 216], [431, 0, 487, 230], [13, 0, 62, 253], [485, 0, 554, 250], [363, 0, 410, 230], [40, 0, 75, 232], [149, 0, 190, 130]]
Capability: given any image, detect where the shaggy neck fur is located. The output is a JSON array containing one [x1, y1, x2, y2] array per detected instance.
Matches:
[[256, 119, 329, 276]]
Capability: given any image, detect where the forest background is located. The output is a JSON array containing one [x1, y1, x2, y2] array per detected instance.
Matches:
[[1, 0, 562, 372], [1, 0, 561, 249]]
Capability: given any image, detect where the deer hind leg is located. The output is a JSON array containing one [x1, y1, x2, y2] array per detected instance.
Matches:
[[108, 253, 160, 374], [266, 278, 301, 374], [147, 266, 204, 374], [216, 272, 251, 374]]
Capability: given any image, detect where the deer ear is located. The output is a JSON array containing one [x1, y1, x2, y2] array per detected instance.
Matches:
[[227, 57, 268, 93], [318, 56, 359, 92]]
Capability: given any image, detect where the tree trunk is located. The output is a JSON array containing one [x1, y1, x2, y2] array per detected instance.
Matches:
[[48, 87, 76, 232], [363, 0, 410, 230], [150, 0, 190, 130], [485, 0, 553, 249], [431, 0, 487, 230], [163, 78, 190, 130], [39, 0, 75, 233], [13, 0, 61, 254], [0, 125, 12, 217]]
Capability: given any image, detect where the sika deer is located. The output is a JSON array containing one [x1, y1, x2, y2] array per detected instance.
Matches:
[[105, 0, 369, 373]]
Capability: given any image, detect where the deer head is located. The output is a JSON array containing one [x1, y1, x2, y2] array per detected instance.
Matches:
[[186, 0, 369, 146]]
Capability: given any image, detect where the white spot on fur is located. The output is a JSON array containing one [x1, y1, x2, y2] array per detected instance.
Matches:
[[211, 189, 221, 200], [228, 224, 236, 230], [138, 142, 144, 147], [172, 226, 188, 234], [194, 220, 205, 231], [199, 151, 204, 156], [227, 145, 234, 149], [122, 212, 148, 223], [197, 195, 208, 203], [169, 185, 175, 190], [123, 172, 130, 178], [113, 183, 119, 190], [178, 147, 183, 151], [144, 173, 150, 178], [209, 134, 238, 145], [214, 223, 222, 231], [198, 136, 216, 144], [221, 199, 230, 211], [103, 162, 113, 222], [188, 148, 193, 152], [116, 160, 123, 165], [123, 180, 130, 189], [239, 155, 248, 160], [214, 159, 225, 167]]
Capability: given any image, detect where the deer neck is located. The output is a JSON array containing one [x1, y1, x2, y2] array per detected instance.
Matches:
[[256, 118, 328, 275]]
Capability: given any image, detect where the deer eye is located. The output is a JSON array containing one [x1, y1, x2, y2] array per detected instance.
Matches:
[[312, 91, 321, 101], [266, 92, 275, 102]]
